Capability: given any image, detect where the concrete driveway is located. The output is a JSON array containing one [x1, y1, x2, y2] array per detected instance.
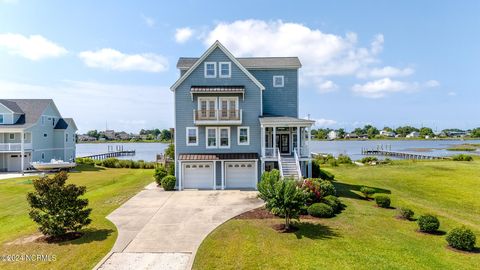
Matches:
[[95, 183, 263, 270]]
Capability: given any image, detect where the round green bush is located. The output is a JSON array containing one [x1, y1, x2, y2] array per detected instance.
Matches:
[[452, 154, 473, 161], [154, 165, 168, 185], [323, 195, 342, 213], [161, 175, 176, 191], [307, 203, 334, 218], [360, 186, 376, 199], [399, 207, 414, 220], [418, 215, 440, 233], [375, 195, 391, 208], [446, 227, 476, 251]]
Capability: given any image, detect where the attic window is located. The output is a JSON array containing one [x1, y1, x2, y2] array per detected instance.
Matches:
[[273, 75, 284, 87], [204, 62, 216, 78], [219, 62, 231, 78], [0, 114, 3, 124]]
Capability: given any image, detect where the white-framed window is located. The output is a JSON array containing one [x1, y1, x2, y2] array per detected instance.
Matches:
[[238, 127, 250, 145], [204, 62, 217, 78], [9, 133, 15, 140], [198, 97, 217, 119], [219, 127, 230, 148], [206, 127, 217, 148], [219, 97, 238, 119], [273, 75, 284, 87], [186, 127, 198, 146], [0, 114, 4, 124], [66, 133, 69, 142], [219, 62, 231, 78], [41, 153, 45, 160]]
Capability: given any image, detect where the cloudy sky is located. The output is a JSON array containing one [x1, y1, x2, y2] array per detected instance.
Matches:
[[1, 1, 479, 133]]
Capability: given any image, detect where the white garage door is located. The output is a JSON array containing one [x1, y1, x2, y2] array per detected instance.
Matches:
[[225, 161, 256, 189], [183, 162, 214, 189], [7, 154, 30, 172]]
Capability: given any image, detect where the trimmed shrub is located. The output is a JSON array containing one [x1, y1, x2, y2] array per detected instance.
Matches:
[[75, 157, 95, 166], [337, 154, 353, 164], [418, 215, 440, 233], [318, 169, 335, 181], [167, 163, 175, 176], [323, 195, 342, 213], [154, 164, 168, 185], [399, 207, 414, 220], [360, 156, 378, 164], [261, 169, 281, 183], [375, 195, 391, 208], [446, 227, 477, 251], [308, 203, 334, 218], [452, 154, 473, 161], [161, 175, 176, 191], [101, 158, 119, 168], [360, 186, 376, 199], [302, 178, 336, 203]]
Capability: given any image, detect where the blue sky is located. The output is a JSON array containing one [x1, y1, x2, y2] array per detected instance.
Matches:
[[1, 0, 479, 133]]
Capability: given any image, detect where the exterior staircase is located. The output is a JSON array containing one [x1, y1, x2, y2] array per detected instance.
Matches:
[[280, 156, 301, 180]]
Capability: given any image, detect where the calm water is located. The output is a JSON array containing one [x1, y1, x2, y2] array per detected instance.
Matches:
[[76, 140, 480, 162]]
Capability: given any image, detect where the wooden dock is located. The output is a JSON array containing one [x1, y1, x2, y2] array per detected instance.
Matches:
[[361, 148, 447, 160], [80, 150, 136, 160]]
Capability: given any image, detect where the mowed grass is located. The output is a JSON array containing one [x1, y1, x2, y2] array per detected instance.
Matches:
[[194, 159, 480, 270], [0, 165, 154, 270]]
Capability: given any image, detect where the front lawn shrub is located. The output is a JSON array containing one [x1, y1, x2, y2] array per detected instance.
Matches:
[[323, 195, 342, 213], [26, 171, 92, 237], [399, 207, 414, 220], [337, 154, 353, 164], [75, 157, 95, 166], [418, 214, 440, 233], [262, 169, 281, 182], [302, 178, 336, 203], [375, 195, 391, 208], [360, 156, 378, 164], [360, 186, 376, 199], [101, 158, 119, 168], [452, 154, 473, 161], [446, 227, 477, 251], [161, 175, 176, 191], [315, 154, 335, 165], [167, 163, 175, 176], [308, 203, 334, 218], [154, 164, 168, 185]]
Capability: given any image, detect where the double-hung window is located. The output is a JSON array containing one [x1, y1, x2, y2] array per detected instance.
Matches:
[[186, 127, 198, 146], [219, 62, 231, 78], [206, 127, 217, 148], [219, 127, 230, 148], [204, 62, 217, 78], [273, 75, 284, 87], [219, 97, 238, 120], [238, 127, 249, 145]]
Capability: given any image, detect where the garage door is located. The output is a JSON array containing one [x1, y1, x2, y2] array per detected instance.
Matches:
[[183, 162, 214, 189], [225, 161, 256, 189], [7, 154, 30, 172]]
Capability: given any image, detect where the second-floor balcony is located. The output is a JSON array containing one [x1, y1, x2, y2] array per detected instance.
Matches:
[[0, 143, 33, 152], [193, 109, 242, 125]]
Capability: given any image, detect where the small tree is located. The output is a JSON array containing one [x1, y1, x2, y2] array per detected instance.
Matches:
[[258, 174, 305, 230], [27, 172, 92, 238]]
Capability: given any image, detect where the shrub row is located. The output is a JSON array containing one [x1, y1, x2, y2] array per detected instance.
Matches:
[[451, 154, 473, 161], [76, 157, 156, 169]]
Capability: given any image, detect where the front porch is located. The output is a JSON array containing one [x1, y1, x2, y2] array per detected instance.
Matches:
[[0, 132, 33, 172]]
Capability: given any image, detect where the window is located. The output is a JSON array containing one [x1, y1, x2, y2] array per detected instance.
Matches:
[[41, 116, 46, 125], [0, 114, 3, 124], [186, 127, 198, 146], [204, 62, 217, 78], [219, 97, 238, 120], [66, 133, 69, 142], [43, 133, 48, 137], [52, 118, 55, 126], [206, 127, 217, 148], [238, 127, 250, 145], [9, 133, 15, 140], [41, 153, 45, 160], [219, 127, 230, 148], [198, 97, 217, 119], [273, 75, 284, 87], [219, 62, 231, 78]]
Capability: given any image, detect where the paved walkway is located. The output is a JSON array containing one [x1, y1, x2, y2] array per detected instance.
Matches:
[[0, 172, 43, 180], [95, 183, 263, 270]]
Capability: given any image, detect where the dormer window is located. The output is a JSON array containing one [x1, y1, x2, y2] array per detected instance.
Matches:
[[0, 114, 3, 124], [204, 62, 217, 78], [273, 75, 284, 87], [219, 62, 231, 78]]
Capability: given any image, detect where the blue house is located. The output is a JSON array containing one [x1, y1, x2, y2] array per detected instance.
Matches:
[[171, 41, 314, 190], [0, 99, 77, 172]]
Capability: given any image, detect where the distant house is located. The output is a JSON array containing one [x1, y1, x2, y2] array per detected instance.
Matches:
[[78, 134, 97, 142], [327, 130, 338, 140], [104, 130, 116, 140], [380, 130, 396, 137], [345, 133, 359, 139], [0, 99, 77, 172], [406, 131, 420, 138], [116, 131, 130, 140]]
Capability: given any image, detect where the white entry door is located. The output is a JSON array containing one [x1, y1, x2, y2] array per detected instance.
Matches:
[[225, 161, 256, 189], [7, 153, 30, 172], [183, 162, 214, 189]]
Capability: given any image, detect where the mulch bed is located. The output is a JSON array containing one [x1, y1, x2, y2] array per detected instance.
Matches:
[[415, 229, 446, 236], [445, 245, 480, 254], [35, 232, 83, 243], [234, 207, 319, 220], [271, 223, 299, 233]]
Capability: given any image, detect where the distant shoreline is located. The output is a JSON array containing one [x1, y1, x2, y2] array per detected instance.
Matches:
[[312, 138, 478, 141], [77, 140, 172, 144]]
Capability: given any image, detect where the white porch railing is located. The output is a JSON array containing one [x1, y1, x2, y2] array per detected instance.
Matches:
[[0, 143, 33, 151], [293, 148, 303, 180], [277, 148, 284, 178], [263, 147, 277, 158], [297, 147, 310, 158]]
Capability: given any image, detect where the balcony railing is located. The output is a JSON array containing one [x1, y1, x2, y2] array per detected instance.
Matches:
[[193, 109, 242, 124], [297, 147, 311, 158], [0, 143, 33, 151]]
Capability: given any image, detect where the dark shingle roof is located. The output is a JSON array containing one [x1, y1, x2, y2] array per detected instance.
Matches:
[[0, 99, 24, 114], [178, 153, 259, 161], [0, 99, 53, 128], [54, 118, 69, 129], [177, 57, 301, 70]]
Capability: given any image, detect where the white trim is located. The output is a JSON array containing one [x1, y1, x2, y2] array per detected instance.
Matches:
[[273, 75, 284, 87], [34, 147, 75, 151], [213, 161, 217, 190], [204, 62, 217, 78], [170, 41, 265, 91], [186, 127, 198, 146], [219, 62, 231, 78], [218, 96, 239, 110], [221, 160, 225, 190], [218, 127, 230, 149], [206, 127, 218, 149], [237, 126, 250, 146], [197, 97, 217, 110]]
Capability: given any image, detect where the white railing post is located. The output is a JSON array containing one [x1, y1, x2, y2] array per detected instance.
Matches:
[[294, 148, 302, 180], [277, 148, 284, 178]]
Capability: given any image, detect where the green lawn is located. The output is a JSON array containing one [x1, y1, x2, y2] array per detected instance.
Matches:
[[0, 165, 154, 270], [194, 159, 480, 270]]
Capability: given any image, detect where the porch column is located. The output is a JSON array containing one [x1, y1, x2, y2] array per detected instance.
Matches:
[[296, 126, 300, 154], [221, 160, 225, 190], [178, 161, 182, 191], [308, 159, 312, 178], [308, 126, 312, 153], [272, 126, 276, 157], [21, 131, 24, 175], [261, 125, 265, 157], [213, 161, 217, 190]]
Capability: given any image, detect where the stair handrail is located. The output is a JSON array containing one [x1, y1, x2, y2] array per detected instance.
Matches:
[[293, 147, 303, 181], [277, 148, 284, 178]]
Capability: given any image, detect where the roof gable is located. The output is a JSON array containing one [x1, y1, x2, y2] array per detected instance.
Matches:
[[0, 99, 24, 114], [170, 41, 265, 91], [177, 57, 302, 70]]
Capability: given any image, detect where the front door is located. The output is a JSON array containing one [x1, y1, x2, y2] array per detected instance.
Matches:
[[276, 134, 290, 154]]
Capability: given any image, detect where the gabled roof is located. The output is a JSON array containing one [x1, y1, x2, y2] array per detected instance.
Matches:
[[170, 41, 265, 92], [0, 99, 53, 128], [177, 57, 302, 70], [64, 118, 78, 131], [54, 118, 68, 129], [0, 99, 24, 114]]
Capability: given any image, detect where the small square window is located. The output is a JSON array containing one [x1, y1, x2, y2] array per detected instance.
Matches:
[[204, 62, 217, 78], [9, 133, 15, 140], [219, 62, 231, 78], [43, 133, 48, 137], [273, 75, 284, 87]]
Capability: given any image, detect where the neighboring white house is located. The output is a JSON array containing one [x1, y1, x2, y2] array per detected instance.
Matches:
[[0, 99, 77, 173], [380, 130, 396, 137], [327, 130, 338, 140], [406, 131, 420, 138]]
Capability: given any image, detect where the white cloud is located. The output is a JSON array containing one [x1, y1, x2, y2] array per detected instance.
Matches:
[[0, 33, 67, 60], [175, 27, 194, 43], [141, 14, 155, 27], [0, 80, 173, 133], [78, 48, 168, 72], [352, 78, 440, 98], [316, 80, 339, 93], [357, 66, 414, 78], [312, 118, 337, 127]]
